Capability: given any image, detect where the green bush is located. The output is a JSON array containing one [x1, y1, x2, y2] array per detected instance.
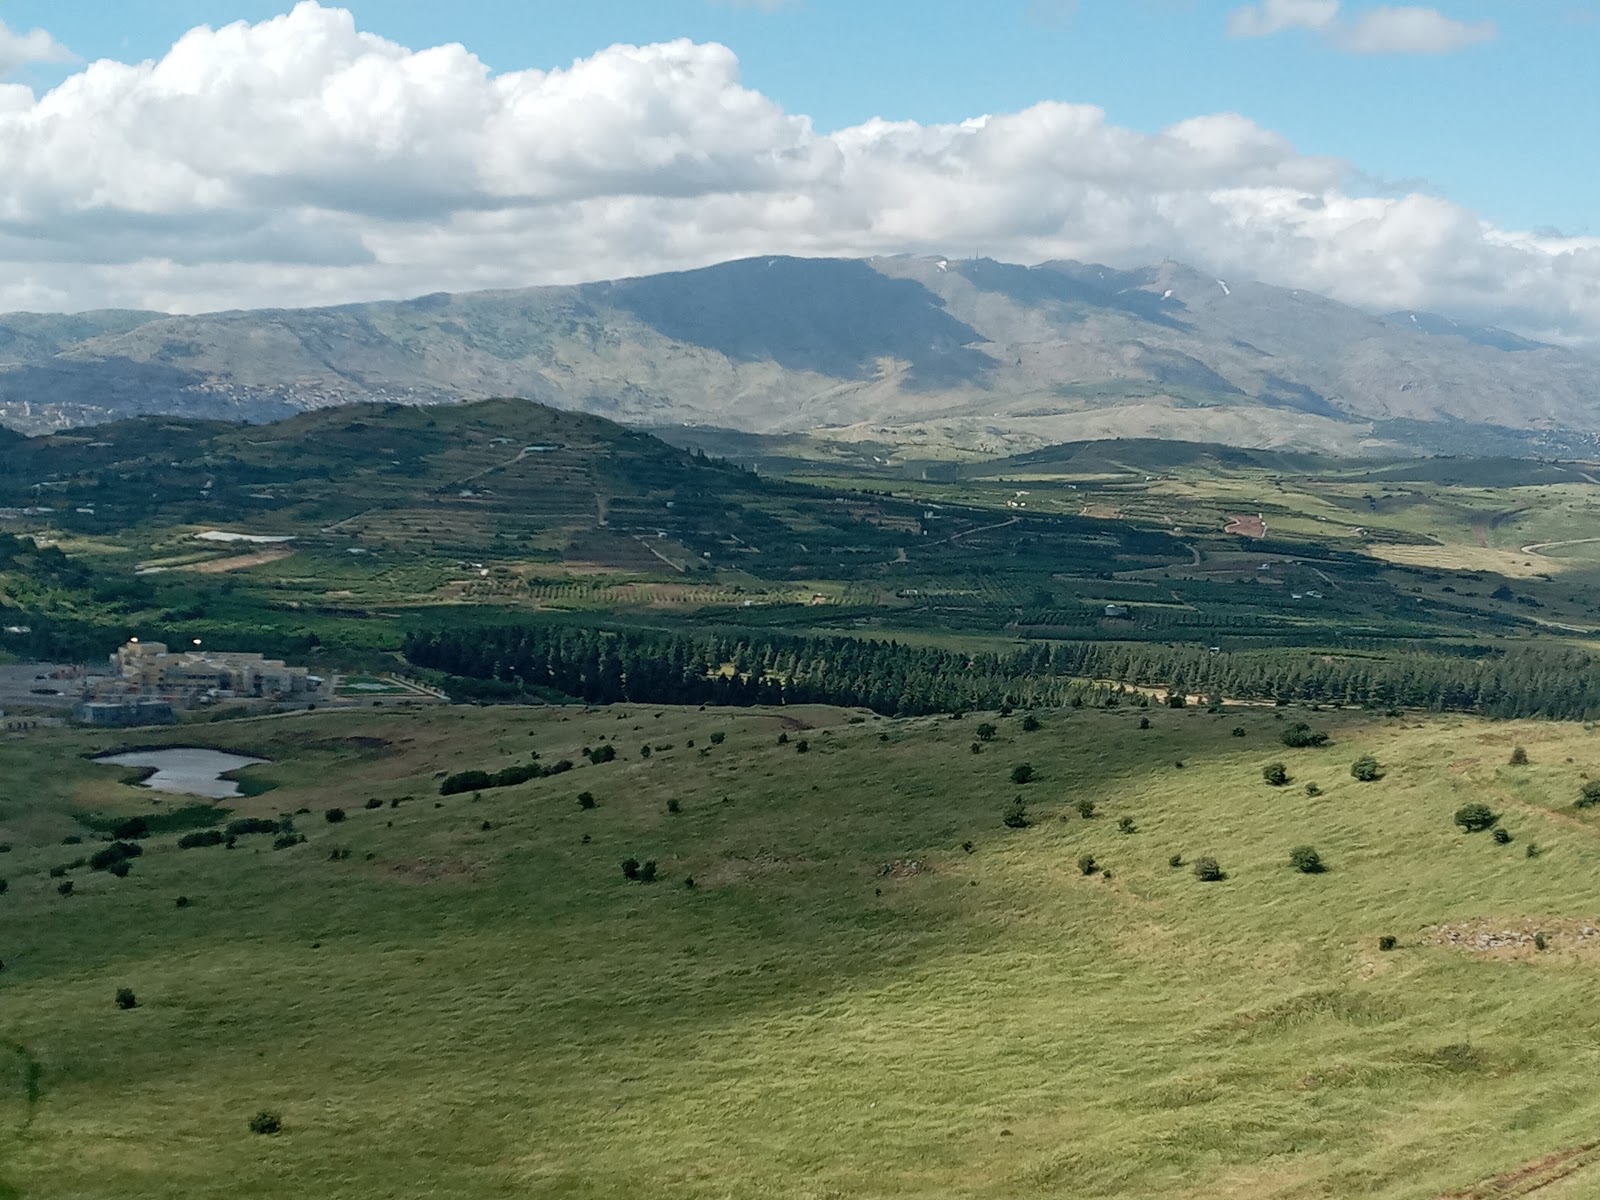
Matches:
[[179, 830, 226, 849], [0, 879, 7, 896], [1378, 935, 1397, 952], [1021, 714, 1041, 732], [1118, 816, 1137, 835], [667, 798, 681, 814], [115, 987, 138, 1010], [1002, 798, 1030, 829], [363, 798, 384, 810], [248, 1111, 282, 1136], [1076, 798, 1097, 819], [1509, 745, 1529, 766], [795, 740, 809, 754], [1492, 827, 1513, 845], [1454, 803, 1499, 833], [1232, 727, 1246, 738], [1579, 781, 1600, 809], [1262, 762, 1290, 787], [106, 860, 131, 878], [1350, 755, 1383, 782], [111, 817, 150, 840], [56, 881, 73, 897], [225, 818, 279, 838], [1534, 932, 1548, 951], [1304, 782, 1322, 797], [709, 732, 726, 746], [1077, 854, 1099, 876], [1168, 854, 1183, 869], [1527, 842, 1541, 858], [976, 722, 998, 742], [89, 842, 143, 872], [639, 860, 658, 883], [1192, 856, 1225, 882], [578, 791, 596, 810], [1289, 845, 1326, 874], [586, 744, 618, 764], [325, 808, 346, 824], [1138, 717, 1151, 730], [621, 858, 640, 881], [1010, 762, 1034, 785], [1280, 723, 1329, 749]]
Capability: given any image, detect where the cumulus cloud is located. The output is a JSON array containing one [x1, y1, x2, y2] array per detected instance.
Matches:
[[1228, 2, 1496, 53], [0, 19, 74, 77], [0, 1, 1592, 343]]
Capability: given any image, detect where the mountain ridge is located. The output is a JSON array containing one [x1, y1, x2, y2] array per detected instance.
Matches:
[[2, 256, 1596, 457]]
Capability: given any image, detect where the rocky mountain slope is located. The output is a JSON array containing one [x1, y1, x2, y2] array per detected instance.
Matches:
[[2, 257, 1595, 456]]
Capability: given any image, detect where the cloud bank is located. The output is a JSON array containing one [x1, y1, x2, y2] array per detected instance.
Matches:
[[0, 2, 1593, 344]]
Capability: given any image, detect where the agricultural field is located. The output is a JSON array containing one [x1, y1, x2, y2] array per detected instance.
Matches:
[[5, 703, 1600, 1198]]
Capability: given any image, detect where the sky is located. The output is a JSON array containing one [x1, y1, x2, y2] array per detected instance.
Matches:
[[0, 0, 1596, 340]]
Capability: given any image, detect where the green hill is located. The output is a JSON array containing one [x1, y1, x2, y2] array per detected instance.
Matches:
[[2, 703, 1600, 1198]]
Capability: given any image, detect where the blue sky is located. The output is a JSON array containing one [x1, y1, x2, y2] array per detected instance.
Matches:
[[3, 0, 1594, 234]]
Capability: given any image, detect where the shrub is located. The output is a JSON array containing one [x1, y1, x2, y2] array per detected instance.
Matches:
[[48, 865, 68, 878], [578, 791, 596, 810], [1350, 756, 1383, 782], [440, 769, 492, 795], [1492, 827, 1513, 845], [1010, 762, 1035, 785], [1262, 762, 1290, 787], [1076, 798, 1097, 819], [709, 732, 726, 746], [115, 987, 138, 1010], [621, 858, 641, 881], [1289, 845, 1326, 874], [179, 830, 226, 849], [586, 744, 618, 764], [776, 733, 788, 746], [61, 835, 82, 846], [684, 876, 697, 889], [225, 818, 279, 838], [976, 722, 998, 742], [667, 798, 681, 814], [1534, 932, 1548, 951], [795, 740, 809, 754], [0, 879, 7, 896], [639, 860, 658, 883], [962, 840, 975, 854], [175, 896, 190, 908], [89, 842, 143, 872], [1166, 694, 1186, 709], [1118, 816, 1137, 835], [1304, 782, 1322, 797], [1002, 798, 1030, 829], [1192, 856, 1225, 882], [57, 881, 73, 897], [1527, 842, 1541, 858], [970, 742, 982, 755], [1078, 854, 1099, 876], [106, 860, 131, 878], [111, 817, 150, 840], [1454, 803, 1499, 833], [1232, 727, 1246, 738], [1509, 745, 1529, 766], [1280, 723, 1329, 749], [1021, 714, 1041, 732], [325, 808, 346, 824], [640, 744, 653, 758], [248, 1111, 282, 1136], [1378, 935, 1397, 952], [1579, 780, 1600, 809], [363, 798, 384, 810], [1168, 854, 1184, 869], [273, 833, 305, 851]]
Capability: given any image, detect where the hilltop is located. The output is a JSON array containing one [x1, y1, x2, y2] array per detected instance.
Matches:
[[4, 257, 1598, 457]]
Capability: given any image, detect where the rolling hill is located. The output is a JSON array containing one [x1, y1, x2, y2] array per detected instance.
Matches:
[[3, 257, 1598, 457]]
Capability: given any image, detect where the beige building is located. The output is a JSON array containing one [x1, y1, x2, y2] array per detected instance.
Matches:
[[111, 640, 315, 699]]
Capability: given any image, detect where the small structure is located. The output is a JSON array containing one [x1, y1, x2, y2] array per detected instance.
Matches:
[[1105, 604, 1130, 618], [110, 640, 316, 699], [74, 698, 176, 728]]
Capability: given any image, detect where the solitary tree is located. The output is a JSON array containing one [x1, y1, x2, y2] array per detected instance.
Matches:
[[1076, 798, 1097, 819], [976, 722, 998, 742], [1509, 745, 1529, 766], [1118, 816, 1137, 835], [1454, 803, 1499, 832], [1002, 797, 1031, 829], [1010, 762, 1035, 785], [1350, 756, 1383, 782], [1262, 762, 1291, 787], [1289, 845, 1326, 874], [1192, 856, 1225, 882], [1077, 854, 1099, 876], [1280, 723, 1329, 749], [1579, 781, 1600, 809], [115, 987, 138, 1010]]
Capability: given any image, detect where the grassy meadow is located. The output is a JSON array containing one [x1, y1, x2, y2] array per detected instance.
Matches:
[[4, 702, 1600, 1198]]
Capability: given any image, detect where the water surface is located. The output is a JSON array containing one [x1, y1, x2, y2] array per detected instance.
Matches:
[[98, 748, 268, 799]]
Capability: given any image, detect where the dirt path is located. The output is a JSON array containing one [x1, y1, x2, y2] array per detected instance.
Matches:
[[926, 516, 1020, 547], [189, 546, 295, 574], [1472, 522, 1489, 548], [1521, 537, 1600, 555], [1437, 1141, 1600, 1198]]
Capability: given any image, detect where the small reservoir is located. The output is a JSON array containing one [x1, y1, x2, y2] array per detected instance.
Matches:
[[98, 748, 268, 799]]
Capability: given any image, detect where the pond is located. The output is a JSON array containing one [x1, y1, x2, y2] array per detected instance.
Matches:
[[97, 748, 269, 799]]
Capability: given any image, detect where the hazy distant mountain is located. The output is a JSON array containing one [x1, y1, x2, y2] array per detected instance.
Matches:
[[1, 257, 1596, 456]]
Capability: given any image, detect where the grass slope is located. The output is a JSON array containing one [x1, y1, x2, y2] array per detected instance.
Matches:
[[4, 704, 1600, 1198]]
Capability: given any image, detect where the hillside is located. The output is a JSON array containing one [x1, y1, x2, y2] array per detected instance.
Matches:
[[4, 257, 1598, 457], [4, 702, 1600, 1198]]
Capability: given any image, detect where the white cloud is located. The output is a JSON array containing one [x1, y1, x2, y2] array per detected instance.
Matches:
[[1228, 0, 1340, 37], [0, 19, 74, 77], [0, 1, 1592, 344], [1336, 6, 1496, 53], [1228, 2, 1496, 53]]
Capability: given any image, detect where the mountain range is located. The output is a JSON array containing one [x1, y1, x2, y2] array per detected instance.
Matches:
[[2, 256, 1596, 456]]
